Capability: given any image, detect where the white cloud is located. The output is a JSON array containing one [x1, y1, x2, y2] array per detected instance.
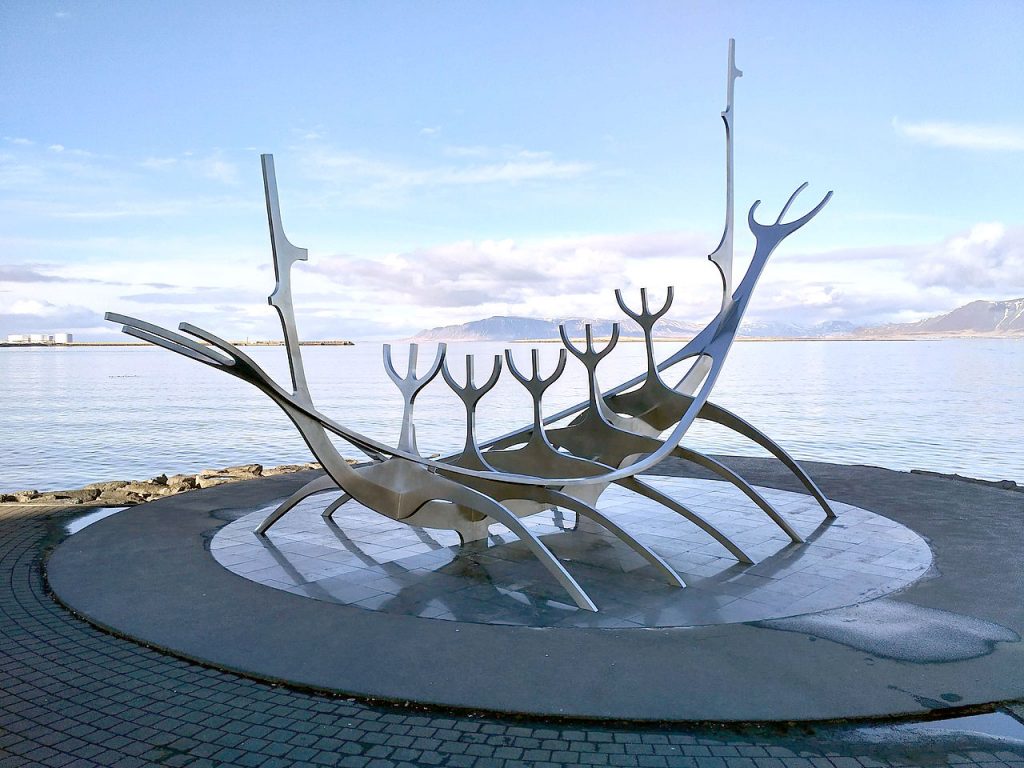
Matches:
[[296, 143, 591, 201], [915, 222, 1024, 290], [8, 299, 57, 315], [442, 145, 490, 158], [304, 230, 720, 330], [4, 137, 33, 146], [893, 118, 1024, 151], [48, 144, 65, 153], [419, 126, 441, 136], [202, 157, 239, 185], [140, 156, 178, 170]]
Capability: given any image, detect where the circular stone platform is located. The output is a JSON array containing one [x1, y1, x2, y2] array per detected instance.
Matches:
[[47, 458, 1024, 722]]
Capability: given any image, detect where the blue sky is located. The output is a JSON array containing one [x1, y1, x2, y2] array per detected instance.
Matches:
[[2, 1, 1022, 340]]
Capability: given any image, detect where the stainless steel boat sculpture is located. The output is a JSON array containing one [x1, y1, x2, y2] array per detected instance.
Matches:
[[107, 41, 834, 612]]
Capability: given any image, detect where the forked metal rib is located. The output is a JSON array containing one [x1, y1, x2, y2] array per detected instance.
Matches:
[[383, 342, 446, 455], [442, 353, 503, 471]]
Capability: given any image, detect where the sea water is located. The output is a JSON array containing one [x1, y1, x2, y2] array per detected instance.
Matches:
[[1, 339, 1021, 491]]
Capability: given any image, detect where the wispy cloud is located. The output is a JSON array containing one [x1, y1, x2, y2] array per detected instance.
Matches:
[[0, 265, 106, 284], [893, 118, 1024, 151], [140, 156, 178, 170], [296, 143, 592, 203]]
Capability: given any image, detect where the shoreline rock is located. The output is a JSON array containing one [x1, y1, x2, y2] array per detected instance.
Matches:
[[0, 461, 341, 506], [909, 469, 1021, 492]]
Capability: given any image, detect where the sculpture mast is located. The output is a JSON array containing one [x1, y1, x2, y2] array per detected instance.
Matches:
[[261, 154, 312, 407], [708, 39, 742, 310]]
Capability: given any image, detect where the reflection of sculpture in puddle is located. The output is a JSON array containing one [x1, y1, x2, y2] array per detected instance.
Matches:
[[258, 506, 592, 621]]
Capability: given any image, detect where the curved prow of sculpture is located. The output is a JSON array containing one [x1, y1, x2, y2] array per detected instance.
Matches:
[[731, 185, 833, 314]]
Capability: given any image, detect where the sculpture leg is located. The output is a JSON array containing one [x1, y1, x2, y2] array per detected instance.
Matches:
[[673, 447, 803, 543], [443, 486, 598, 612], [546, 491, 686, 588], [699, 401, 837, 519], [321, 492, 353, 519], [255, 474, 340, 535], [615, 476, 754, 564]]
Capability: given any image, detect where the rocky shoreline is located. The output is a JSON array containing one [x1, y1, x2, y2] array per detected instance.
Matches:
[[1, 462, 332, 506], [3, 461, 1017, 507]]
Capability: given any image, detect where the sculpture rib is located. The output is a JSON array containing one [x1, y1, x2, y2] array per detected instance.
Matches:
[[544, 490, 686, 588], [615, 477, 754, 564], [672, 447, 803, 543], [697, 402, 837, 518]]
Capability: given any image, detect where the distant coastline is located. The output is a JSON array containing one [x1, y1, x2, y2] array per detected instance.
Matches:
[[4, 336, 1022, 350], [510, 334, 1023, 343], [0, 340, 355, 348]]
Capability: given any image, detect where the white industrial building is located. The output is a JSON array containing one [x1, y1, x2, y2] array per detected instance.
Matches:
[[3, 333, 73, 345]]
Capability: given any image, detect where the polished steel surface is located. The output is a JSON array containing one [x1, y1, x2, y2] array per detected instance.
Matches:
[[106, 41, 835, 611]]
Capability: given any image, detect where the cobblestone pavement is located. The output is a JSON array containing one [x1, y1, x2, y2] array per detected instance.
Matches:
[[2, 503, 1023, 768]]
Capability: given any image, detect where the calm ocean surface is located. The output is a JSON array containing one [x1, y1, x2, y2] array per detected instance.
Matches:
[[1, 339, 1021, 491]]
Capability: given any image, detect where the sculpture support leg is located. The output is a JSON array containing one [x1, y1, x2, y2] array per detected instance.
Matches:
[[443, 486, 598, 612], [700, 401, 837, 519], [256, 474, 340, 535], [615, 476, 754, 564], [673, 447, 803, 543], [321, 492, 353, 519], [546, 491, 686, 588]]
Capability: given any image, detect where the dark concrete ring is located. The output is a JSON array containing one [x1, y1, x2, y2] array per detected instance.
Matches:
[[46, 459, 1024, 722]]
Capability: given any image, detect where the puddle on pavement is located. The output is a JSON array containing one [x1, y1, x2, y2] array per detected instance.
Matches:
[[902, 711, 1024, 741], [65, 507, 126, 535]]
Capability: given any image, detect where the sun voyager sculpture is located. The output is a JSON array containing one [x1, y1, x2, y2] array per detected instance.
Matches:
[[108, 41, 834, 612]]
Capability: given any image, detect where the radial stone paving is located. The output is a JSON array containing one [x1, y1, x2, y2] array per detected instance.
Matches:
[[212, 478, 931, 628]]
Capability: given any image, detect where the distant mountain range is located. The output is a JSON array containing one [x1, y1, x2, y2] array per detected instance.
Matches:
[[412, 316, 702, 342], [411, 298, 1024, 341], [859, 298, 1024, 338]]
